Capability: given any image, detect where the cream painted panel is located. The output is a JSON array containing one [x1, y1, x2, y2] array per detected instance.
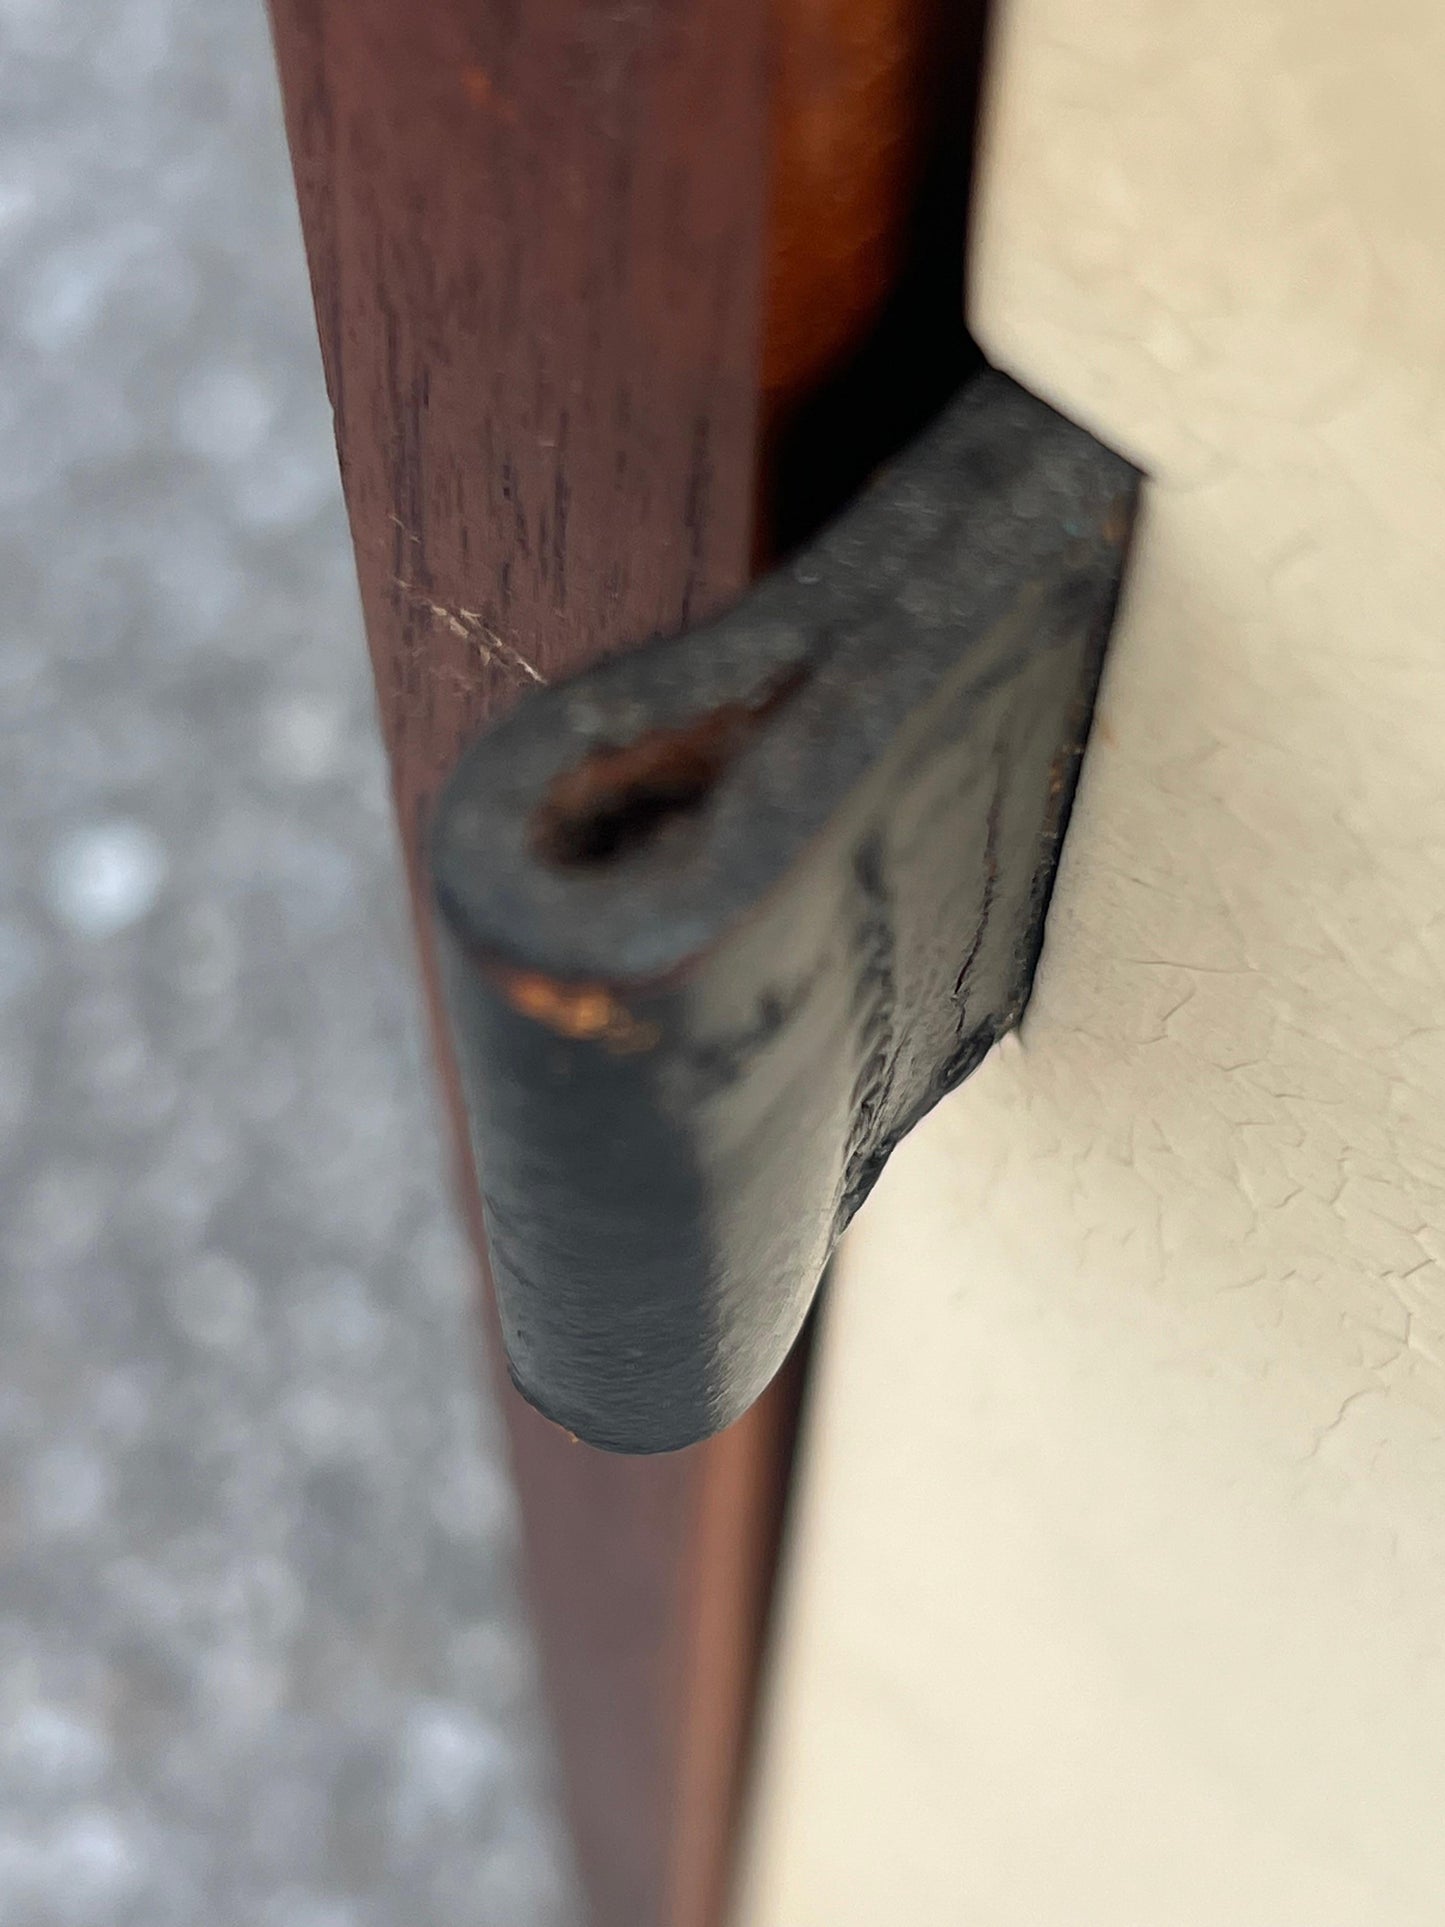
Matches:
[[739, 2, 1445, 1923]]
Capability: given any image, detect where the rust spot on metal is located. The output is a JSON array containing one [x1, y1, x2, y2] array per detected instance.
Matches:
[[1102, 495, 1132, 545], [495, 968, 658, 1052], [532, 668, 809, 867]]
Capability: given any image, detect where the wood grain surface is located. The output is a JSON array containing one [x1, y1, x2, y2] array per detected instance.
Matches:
[[266, 0, 983, 1917], [265, 5, 778, 1924]]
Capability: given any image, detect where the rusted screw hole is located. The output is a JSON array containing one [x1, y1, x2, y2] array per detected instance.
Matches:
[[533, 668, 809, 867]]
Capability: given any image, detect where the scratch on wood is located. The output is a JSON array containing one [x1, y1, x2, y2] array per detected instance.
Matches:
[[395, 575, 547, 685]]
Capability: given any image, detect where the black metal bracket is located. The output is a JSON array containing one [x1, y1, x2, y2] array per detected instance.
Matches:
[[432, 369, 1139, 1452]]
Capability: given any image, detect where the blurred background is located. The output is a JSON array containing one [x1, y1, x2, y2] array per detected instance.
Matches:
[[0, 0, 580, 1920]]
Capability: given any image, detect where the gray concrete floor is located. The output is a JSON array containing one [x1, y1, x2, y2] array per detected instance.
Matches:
[[0, 1, 580, 1920]]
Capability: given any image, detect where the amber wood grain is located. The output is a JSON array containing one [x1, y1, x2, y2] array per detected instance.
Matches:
[[265, 6, 777, 1925], [266, 0, 980, 1919], [764, 0, 932, 404]]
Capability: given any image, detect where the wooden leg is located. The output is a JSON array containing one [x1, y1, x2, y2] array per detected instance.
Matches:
[[264, 5, 782, 1923], [265, 0, 985, 1916]]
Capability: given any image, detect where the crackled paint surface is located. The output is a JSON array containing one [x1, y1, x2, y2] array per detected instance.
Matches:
[[741, 1, 1445, 1921]]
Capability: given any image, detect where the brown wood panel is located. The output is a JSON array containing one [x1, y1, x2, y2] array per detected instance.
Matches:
[[264, 5, 778, 1924], [265, 0, 990, 1916]]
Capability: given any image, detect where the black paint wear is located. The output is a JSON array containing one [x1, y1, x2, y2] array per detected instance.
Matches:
[[432, 370, 1139, 1453]]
